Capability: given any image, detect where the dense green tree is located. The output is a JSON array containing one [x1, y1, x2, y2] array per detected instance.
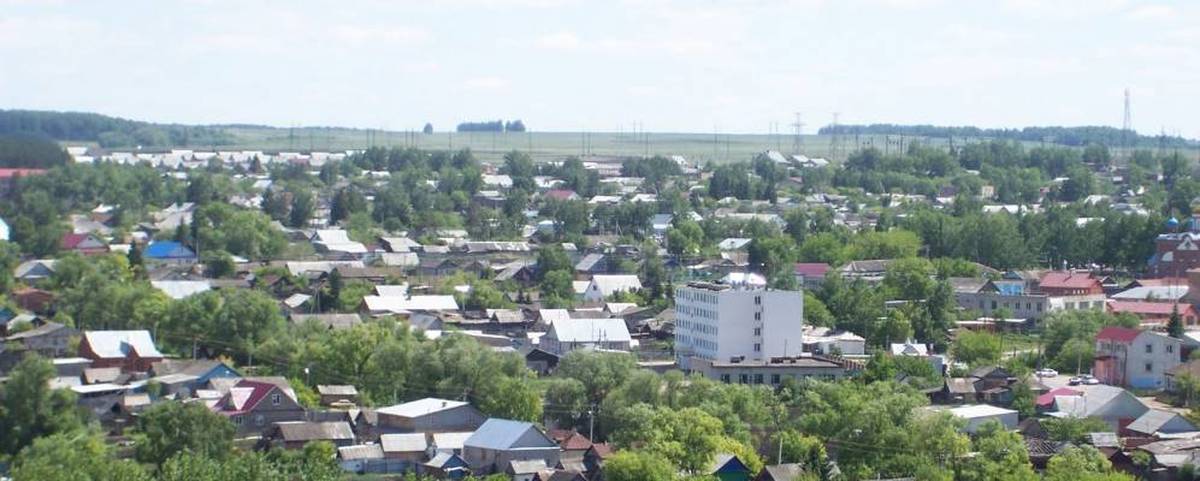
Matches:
[[952, 331, 1003, 366], [288, 188, 314, 227], [1043, 416, 1113, 443], [134, 401, 235, 467], [1170, 305, 1185, 338], [0, 355, 86, 456], [10, 432, 150, 481], [958, 421, 1037, 481], [536, 244, 573, 279], [540, 270, 575, 308], [543, 378, 589, 430], [604, 451, 676, 481], [557, 351, 638, 405]]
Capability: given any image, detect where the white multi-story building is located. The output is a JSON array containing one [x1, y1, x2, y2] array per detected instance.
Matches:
[[674, 281, 804, 370]]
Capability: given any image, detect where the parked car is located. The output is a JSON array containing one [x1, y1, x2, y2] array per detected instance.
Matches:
[[1068, 376, 1083, 386], [1082, 375, 1101, 385], [1036, 368, 1058, 378]]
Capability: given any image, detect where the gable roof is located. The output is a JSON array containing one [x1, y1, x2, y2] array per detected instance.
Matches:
[[1127, 409, 1197, 435], [1095, 326, 1143, 343], [362, 295, 460, 314], [1107, 301, 1194, 317], [1039, 271, 1100, 289], [83, 330, 164, 359], [794, 263, 831, 278], [587, 275, 642, 297], [432, 431, 474, 451], [376, 398, 469, 418], [380, 433, 428, 453], [275, 421, 354, 442], [548, 318, 632, 343], [760, 464, 807, 481], [464, 418, 556, 451], [145, 241, 196, 259]]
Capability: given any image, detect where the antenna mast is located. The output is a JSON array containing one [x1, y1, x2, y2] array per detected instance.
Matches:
[[1122, 88, 1133, 150]]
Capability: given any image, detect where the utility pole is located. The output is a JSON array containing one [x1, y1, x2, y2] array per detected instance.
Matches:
[[588, 407, 595, 441]]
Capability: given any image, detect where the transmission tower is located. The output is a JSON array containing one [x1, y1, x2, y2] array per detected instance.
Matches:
[[791, 112, 805, 154], [1122, 88, 1133, 149]]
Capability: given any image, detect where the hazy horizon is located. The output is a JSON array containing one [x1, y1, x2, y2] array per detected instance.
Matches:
[[2, 0, 1197, 136]]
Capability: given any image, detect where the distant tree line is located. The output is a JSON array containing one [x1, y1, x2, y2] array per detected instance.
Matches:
[[820, 123, 1192, 148], [0, 109, 234, 148], [455, 119, 526, 132], [0, 132, 70, 168]]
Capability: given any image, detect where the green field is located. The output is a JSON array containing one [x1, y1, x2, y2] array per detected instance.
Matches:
[[70, 123, 1199, 166], [208, 126, 950, 165]]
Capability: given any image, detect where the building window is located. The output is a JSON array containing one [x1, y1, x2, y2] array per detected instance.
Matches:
[[720, 374, 731, 383], [754, 312, 761, 321], [1169, 344, 1175, 354], [1037, 303, 1043, 312], [771, 374, 781, 384], [271, 393, 282, 405], [754, 374, 764, 384], [1146, 344, 1153, 354], [754, 327, 761, 336], [233, 416, 243, 426], [1146, 362, 1153, 372], [991, 301, 997, 309], [754, 343, 761, 352], [739, 374, 749, 384], [755, 296, 761, 305]]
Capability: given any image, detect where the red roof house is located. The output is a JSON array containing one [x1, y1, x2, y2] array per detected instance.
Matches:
[[1039, 271, 1104, 296], [11, 287, 54, 313], [78, 330, 164, 372], [213, 379, 306, 434], [1036, 387, 1082, 408], [794, 263, 831, 278], [0, 168, 47, 179], [544, 189, 580, 201], [1106, 301, 1198, 327], [60, 232, 108, 255]]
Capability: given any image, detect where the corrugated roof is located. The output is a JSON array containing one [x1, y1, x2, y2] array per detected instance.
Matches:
[[83, 330, 164, 359], [338, 444, 384, 460], [362, 295, 460, 313], [376, 398, 468, 418], [465, 418, 555, 451], [1095, 326, 1142, 343], [1040, 271, 1100, 289], [381, 433, 428, 453], [549, 318, 631, 343], [431, 432, 473, 451], [276, 421, 354, 442]]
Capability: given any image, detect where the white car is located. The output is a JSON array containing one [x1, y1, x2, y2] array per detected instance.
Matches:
[[1068, 376, 1083, 386], [1083, 375, 1101, 385], [1035, 368, 1058, 378]]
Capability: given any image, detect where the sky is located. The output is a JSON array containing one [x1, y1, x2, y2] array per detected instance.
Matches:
[[1, 0, 1198, 136]]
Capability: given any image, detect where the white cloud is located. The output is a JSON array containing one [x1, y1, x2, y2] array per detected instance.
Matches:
[[328, 25, 429, 46], [1127, 4, 1174, 20], [462, 76, 508, 90], [535, 31, 580, 50]]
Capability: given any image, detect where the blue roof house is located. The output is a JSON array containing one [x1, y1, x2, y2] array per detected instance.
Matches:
[[144, 241, 197, 263], [463, 418, 559, 475], [710, 454, 752, 481]]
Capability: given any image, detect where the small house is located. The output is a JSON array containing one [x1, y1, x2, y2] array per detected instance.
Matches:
[[318, 385, 360, 406], [376, 398, 486, 433], [463, 418, 560, 474], [78, 330, 164, 372]]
